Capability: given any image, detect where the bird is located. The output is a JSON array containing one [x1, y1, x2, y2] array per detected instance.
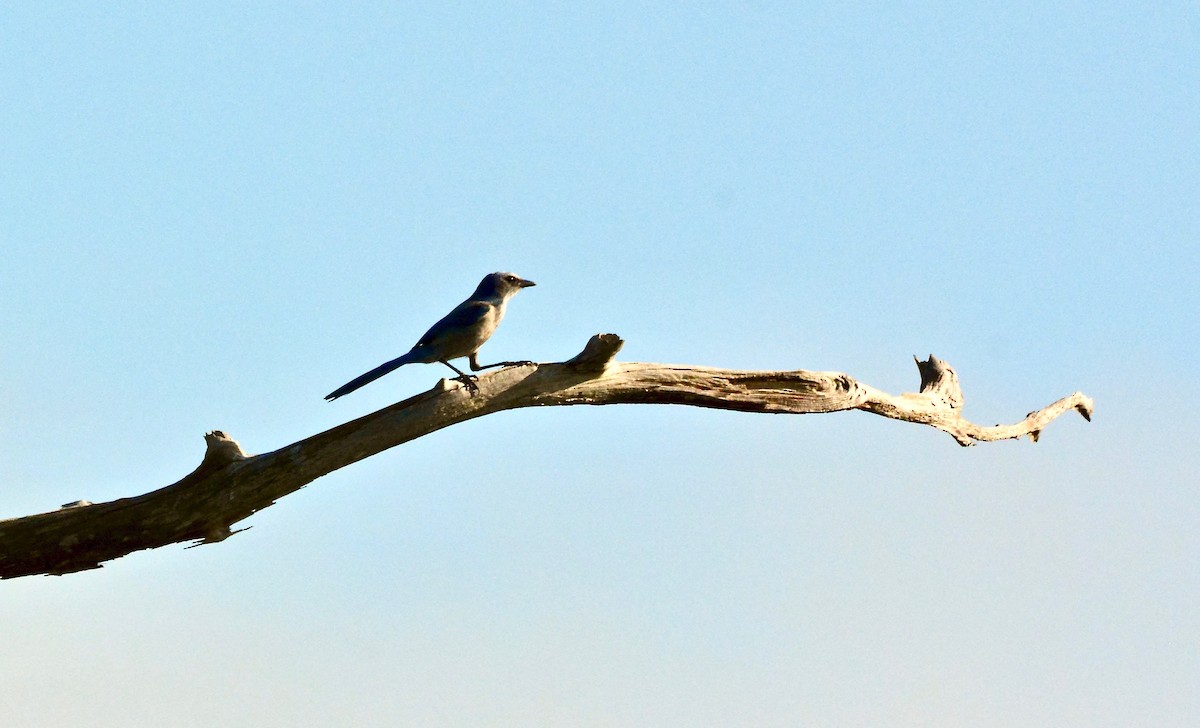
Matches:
[[325, 272, 536, 400]]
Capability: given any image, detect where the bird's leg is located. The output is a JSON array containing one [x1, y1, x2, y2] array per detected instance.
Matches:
[[439, 360, 480, 393], [468, 353, 537, 371]]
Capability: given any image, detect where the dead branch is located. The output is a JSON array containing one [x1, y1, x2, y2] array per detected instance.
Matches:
[[0, 334, 1092, 579]]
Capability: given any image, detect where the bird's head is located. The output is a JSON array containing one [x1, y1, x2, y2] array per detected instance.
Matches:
[[474, 272, 536, 301]]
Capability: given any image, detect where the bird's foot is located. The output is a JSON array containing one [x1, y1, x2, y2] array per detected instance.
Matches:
[[453, 374, 480, 394]]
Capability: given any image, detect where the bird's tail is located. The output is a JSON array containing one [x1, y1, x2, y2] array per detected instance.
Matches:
[[324, 352, 418, 401]]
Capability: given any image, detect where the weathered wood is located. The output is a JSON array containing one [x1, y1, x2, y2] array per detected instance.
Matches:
[[0, 334, 1092, 579]]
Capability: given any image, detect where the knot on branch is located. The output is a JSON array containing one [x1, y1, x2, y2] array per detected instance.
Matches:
[[565, 334, 624, 372], [188, 524, 252, 547], [914, 355, 964, 409], [200, 431, 250, 469]]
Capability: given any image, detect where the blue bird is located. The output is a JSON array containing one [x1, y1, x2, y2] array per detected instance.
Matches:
[[325, 272, 536, 400]]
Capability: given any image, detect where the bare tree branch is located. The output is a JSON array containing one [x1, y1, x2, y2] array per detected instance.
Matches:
[[0, 334, 1092, 579]]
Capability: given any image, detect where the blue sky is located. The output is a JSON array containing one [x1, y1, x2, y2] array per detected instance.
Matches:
[[1, 3, 1196, 725]]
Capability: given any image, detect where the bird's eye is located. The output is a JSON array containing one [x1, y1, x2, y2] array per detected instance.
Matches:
[[505, 275, 517, 283]]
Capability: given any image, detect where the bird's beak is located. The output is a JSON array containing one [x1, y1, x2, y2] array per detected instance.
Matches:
[[518, 278, 536, 288]]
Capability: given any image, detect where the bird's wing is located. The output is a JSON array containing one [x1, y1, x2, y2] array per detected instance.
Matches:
[[415, 300, 492, 347]]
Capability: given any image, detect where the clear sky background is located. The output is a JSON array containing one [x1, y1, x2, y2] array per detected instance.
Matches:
[[1, 3, 1196, 726]]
